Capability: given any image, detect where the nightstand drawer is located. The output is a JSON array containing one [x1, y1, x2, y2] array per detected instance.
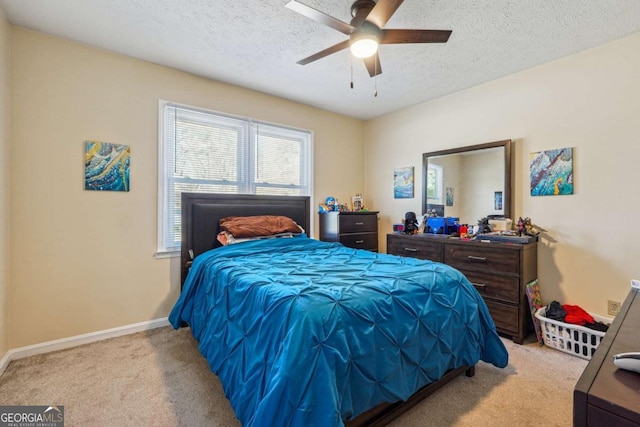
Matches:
[[462, 270, 520, 303], [444, 245, 519, 275], [387, 236, 442, 262], [484, 299, 519, 333], [340, 232, 378, 251], [339, 214, 377, 233]]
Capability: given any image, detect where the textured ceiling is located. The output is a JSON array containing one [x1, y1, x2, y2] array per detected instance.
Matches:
[[2, 0, 640, 120]]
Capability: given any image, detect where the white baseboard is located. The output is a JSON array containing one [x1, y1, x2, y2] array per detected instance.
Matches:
[[0, 317, 171, 377], [0, 351, 11, 378]]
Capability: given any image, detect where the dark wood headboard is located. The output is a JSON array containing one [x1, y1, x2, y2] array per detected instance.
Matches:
[[181, 193, 311, 285]]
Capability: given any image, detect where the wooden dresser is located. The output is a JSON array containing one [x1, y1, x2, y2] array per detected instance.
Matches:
[[387, 233, 537, 344], [574, 288, 640, 426], [319, 211, 379, 252]]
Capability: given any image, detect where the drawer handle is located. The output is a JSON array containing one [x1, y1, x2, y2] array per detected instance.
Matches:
[[355, 240, 364, 244], [355, 222, 364, 225], [467, 255, 487, 262], [404, 247, 418, 252], [471, 282, 487, 288]]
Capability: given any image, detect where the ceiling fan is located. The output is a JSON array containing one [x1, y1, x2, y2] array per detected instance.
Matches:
[[286, 0, 452, 77]]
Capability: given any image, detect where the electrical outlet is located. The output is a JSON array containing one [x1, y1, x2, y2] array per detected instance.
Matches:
[[608, 300, 621, 316]]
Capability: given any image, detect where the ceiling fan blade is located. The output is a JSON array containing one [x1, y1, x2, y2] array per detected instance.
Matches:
[[286, 0, 354, 35], [365, 0, 404, 29], [380, 29, 452, 44], [297, 40, 350, 65], [363, 53, 382, 77]]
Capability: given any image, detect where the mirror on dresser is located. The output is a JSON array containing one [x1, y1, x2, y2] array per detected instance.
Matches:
[[422, 139, 512, 225]]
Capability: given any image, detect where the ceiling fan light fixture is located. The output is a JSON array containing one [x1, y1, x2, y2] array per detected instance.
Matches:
[[350, 36, 378, 58]]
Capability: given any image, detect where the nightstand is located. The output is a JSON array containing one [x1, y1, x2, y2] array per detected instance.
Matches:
[[319, 211, 379, 252]]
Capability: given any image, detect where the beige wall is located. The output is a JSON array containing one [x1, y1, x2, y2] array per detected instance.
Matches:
[[9, 28, 364, 348], [365, 32, 640, 316], [0, 8, 10, 357]]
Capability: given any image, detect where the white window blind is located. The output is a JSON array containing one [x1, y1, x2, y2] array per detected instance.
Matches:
[[157, 101, 313, 255]]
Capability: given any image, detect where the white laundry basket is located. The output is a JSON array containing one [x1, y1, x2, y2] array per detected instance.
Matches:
[[534, 306, 611, 360]]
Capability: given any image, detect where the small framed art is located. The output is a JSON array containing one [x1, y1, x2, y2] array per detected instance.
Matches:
[[394, 167, 414, 199], [84, 141, 130, 192]]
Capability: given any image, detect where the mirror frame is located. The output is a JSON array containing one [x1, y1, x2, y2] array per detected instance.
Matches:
[[422, 139, 513, 221]]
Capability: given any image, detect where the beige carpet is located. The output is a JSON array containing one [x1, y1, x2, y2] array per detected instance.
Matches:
[[0, 326, 587, 426]]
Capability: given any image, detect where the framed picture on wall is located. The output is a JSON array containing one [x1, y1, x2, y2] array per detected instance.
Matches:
[[394, 167, 414, 199], [530, 147, 574, 196], [84, 141, 131, 192], [494, 191, 503, 210]]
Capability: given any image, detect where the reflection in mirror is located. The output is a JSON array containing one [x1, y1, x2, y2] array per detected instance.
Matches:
[[422, 140, 512, 226]]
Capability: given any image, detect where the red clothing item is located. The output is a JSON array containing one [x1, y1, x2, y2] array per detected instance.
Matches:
[[562, 304, 594, 325]]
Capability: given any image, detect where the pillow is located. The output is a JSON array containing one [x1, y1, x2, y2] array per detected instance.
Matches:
[[216, 230, 301, 246], [219, 215, 304, 238]]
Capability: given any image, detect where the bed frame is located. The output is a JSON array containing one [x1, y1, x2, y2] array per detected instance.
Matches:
[[180, 192, 475, 426]]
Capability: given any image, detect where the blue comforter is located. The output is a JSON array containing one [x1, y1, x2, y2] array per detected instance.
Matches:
[[170, 237, 508, 427]]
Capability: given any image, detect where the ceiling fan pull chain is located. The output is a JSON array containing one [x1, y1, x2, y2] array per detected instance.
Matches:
[[374, 54, 378, 97], [350, 56, 354, 89]]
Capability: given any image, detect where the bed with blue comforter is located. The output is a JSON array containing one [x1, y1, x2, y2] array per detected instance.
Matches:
[[169, 235, 508, 427]]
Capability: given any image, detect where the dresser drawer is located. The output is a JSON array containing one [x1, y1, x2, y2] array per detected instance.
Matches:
[[484, 299, 519, 334], [461, 270, 520, 303], [444, 245, 519, 275], [387, 236, 442, 262], [340, 232, 378, 251]]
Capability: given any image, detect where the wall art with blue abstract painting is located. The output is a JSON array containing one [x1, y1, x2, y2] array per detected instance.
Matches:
[[85, 141, 130, 192], [394, 166, 414, 199], [530, 147, 573, 196]]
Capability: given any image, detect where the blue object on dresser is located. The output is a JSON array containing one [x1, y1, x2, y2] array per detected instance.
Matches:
[[426, 216, 459, 234]]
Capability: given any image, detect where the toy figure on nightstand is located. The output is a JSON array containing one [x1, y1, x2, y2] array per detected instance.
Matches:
[[352, 193, 364, 212], [325, 196, 338, 212]]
